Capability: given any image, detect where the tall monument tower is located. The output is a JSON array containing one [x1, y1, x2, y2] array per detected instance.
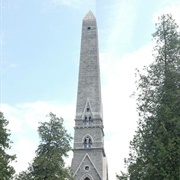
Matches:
[[71, 11, 108, 180]]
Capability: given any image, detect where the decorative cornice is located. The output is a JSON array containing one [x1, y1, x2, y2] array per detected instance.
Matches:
[[74, 124, 104, 129]]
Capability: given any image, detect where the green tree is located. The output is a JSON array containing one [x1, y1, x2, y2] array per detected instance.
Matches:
[[15, 112, 73, 180], [14, 168, 33, 180], [117, 14, 180, 180], [0, 112, 16, 179]]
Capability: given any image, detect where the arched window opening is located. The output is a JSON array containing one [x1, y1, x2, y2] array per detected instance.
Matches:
[[83, 116, 93, 125], [84, 178, 90, 180], [83, 136, 92, 148]]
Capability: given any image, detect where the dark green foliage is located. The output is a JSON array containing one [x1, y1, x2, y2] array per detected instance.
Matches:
[[0, 112, 16, 179], [117, 14, 180, 180], [15, 112, 73, 180], [14, 168, 33, 180]]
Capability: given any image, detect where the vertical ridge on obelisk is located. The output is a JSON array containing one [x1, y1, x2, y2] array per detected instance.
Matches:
[[71, 11, 108, 180]]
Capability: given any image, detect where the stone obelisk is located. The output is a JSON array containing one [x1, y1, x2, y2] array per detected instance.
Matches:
[[71, 11, 108, 180]]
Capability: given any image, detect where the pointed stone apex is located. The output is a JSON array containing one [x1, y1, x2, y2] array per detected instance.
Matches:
[[83, 11, 96, 20]]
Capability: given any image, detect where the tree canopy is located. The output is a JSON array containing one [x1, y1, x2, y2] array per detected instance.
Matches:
[[117, 14, 180, 180], [0, 112, 16, 179], [15, 112, 73, 180]]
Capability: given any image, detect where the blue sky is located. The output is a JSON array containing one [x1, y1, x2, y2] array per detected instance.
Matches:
[[1, 0, 180, 179]]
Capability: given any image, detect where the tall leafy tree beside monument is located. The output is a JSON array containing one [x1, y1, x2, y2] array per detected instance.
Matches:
[[117, 14, 180, 179], [0, 112, 16, 179], [15, 112, 73, 180]]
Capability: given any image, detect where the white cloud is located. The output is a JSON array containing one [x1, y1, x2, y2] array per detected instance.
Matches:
[[100, 43, 154, 178], [11, 137, 38, 173]]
